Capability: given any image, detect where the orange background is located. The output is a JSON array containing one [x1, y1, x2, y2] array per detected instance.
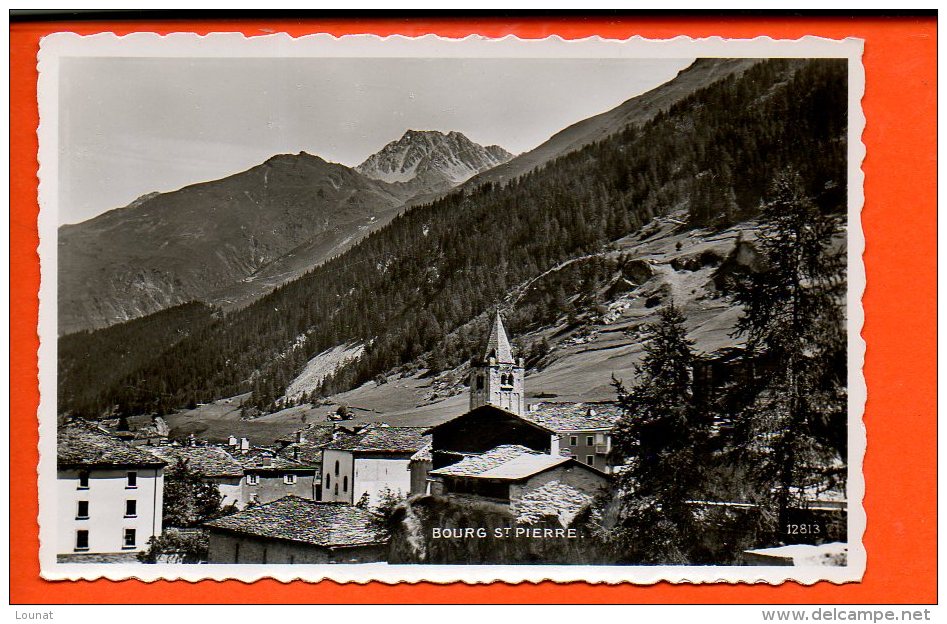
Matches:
[[10, 15, 937, 604]]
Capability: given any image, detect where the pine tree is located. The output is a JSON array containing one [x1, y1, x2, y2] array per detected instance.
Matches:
[[730, 168, 846, 536], [605, 303, 709, 563]]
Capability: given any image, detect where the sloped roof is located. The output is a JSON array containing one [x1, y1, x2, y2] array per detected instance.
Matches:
[[276, 424, 335, 447], [325, 426, 429, 454], [484, 310, 515, 363], [57, 426, 166, 468], [145, 445, 244, 478], [276, 425, 335, 465], [205, 496, 387, 548], [276, 440, 326, 466], [521, 403, 622, 433], [238, 453, 311, 472], [424, 404, 555, 436], [410, 441, 433, 463], [430, 445, 570, 480]]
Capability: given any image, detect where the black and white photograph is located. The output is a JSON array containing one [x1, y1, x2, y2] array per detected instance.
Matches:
[[38, 33, 865, 584]]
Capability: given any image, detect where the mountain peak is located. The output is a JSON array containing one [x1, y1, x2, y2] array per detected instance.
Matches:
[[357, 130, 513, 186]]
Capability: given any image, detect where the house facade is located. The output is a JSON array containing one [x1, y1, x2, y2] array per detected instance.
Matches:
[[57, 426, 166, 559], [321, 426, 429, 506], [205, 496, 388, 564], [240, 454, 320, 505]]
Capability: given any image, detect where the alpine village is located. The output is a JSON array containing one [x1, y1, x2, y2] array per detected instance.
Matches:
[[56, 58, 849, 567]]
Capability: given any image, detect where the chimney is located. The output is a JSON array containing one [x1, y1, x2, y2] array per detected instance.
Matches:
[[240, 437, 250, 453], [295, 430, 305, 444], [262, 456, 272, 467], [188, 433, 196, 447], [228, 435, 237, 447]]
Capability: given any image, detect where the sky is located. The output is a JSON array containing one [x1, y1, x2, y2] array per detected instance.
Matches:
[[58, 56, 694, 225]]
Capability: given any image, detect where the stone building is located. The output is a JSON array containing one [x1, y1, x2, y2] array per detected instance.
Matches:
[[205, 496, 387, 564], [428, 445, 608, 522], [56, 426, 166, 561]]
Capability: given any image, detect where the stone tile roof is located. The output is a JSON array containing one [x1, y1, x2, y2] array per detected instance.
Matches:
[[276, 424, 335, 448], [410, 441, 433, 463], [515, 480, 596, 527], [325, 426, 430, 454], [275, 425, 335, 466], [57, 426, 166, 468], [238, 453, 312, 472], [276, 440, 326, 466], [430, 445, 570, 480], [145, 445, 244, 478], [205, 496, 387, 548], [521, 402, 622, 433]]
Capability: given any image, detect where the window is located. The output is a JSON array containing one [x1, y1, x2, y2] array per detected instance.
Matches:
[[247, 474, 259, 485], [343, 476, 348, 492], [125, 500, 137, 518], [570, 436, 578, 446], [325, 474, 331, 490], [586, 436, 594, 446], [76, 501, 89, 519], [77, 470, 90, 489], [586, 455, 594, 466], [126, 471, 138, 489], [75, 530, 89, 551], [123, 528, 136, 549], [334, 484, 339, 496], [476, 375, 484, 390], [334, 460, 340, 476], [284, 474, 297, 485]]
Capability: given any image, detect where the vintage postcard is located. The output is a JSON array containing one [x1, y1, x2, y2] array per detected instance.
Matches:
[[37, 32, 865, 584]]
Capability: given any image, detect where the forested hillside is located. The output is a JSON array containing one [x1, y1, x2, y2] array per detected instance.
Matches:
[[59, 58, 847, 419], [58, 302, 217, 414]]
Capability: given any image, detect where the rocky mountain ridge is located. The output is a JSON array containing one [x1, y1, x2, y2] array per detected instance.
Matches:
[[357, 129, 512, 190]]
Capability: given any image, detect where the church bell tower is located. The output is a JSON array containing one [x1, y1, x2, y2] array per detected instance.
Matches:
[[469, 310, 525, 415]]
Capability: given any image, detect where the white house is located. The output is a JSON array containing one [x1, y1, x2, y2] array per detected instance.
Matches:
[[57, 426, 166, 560], [321, 426, 429, 507]]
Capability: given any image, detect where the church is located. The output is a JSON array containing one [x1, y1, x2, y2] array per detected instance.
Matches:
[[421, 311, 610, 516]]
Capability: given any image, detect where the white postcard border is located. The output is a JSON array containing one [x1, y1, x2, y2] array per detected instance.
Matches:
[[36, 31, 867, 585]]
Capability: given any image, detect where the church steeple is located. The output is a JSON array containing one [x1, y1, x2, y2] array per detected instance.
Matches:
[[484, 309, 515, 364], [469, 309, 525, 415]]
